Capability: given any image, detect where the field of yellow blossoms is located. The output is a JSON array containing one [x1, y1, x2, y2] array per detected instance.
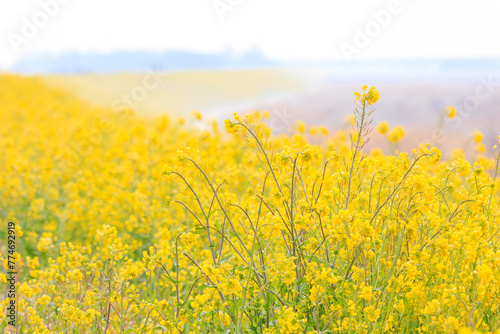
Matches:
[[2, 75, 500, 334]]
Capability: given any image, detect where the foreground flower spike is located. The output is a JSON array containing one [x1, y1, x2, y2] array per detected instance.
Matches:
[[345, 85, 377, 209]]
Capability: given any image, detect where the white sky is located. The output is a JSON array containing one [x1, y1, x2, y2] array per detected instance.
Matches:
[[1, 0, 499, 69]]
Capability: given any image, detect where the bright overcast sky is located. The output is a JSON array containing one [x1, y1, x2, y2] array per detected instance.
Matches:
[[0, 0, 499, 69]]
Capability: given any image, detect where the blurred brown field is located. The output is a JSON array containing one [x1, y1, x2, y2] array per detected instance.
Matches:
[[44, 71, 500, 159]]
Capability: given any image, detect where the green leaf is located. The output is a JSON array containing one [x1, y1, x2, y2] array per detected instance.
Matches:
[[219, 254, 233, 264], [155, 325, 169, 332], [163, 274, 179, 284]]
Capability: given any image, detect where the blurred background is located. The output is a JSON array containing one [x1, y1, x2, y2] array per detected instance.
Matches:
[[1, 0, 500, 155]]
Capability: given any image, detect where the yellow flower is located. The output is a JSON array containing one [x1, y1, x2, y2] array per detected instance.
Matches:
[[472, 129, 484, 143], [37, 233, 54, 252], [376, 121, 390, 135], [364, 305, 380, 322], [38, 295, 51, 305], [366, 86, 380, 105], [224, 119, 239, 134], [387, 125, 405, 143], [180, 232, 197, 247], [344, 114, 356, 126], [318, 125, 329, 136], [450, 148, 465, 160], [446, 105, 457, 118], [359, 286, 373, 301], [310, 126, 318, 135], [477, 263, 493, 283], [354, 85, 380, 105], [296, 120, 306, 134], [192, 111, 202, 120]]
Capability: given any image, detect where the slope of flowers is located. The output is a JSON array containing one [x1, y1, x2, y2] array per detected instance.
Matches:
[[1, 76, 500, 333]]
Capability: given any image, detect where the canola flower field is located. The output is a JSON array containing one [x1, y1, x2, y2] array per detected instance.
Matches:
[[1, 75, 500, 334]]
